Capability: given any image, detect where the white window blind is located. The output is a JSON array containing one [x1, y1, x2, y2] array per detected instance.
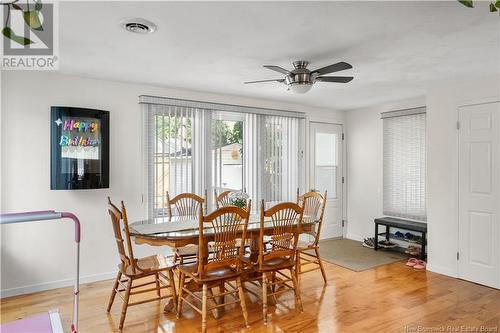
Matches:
[[144, 104, 202, 217], [382, 107, 427, 221], [141, 95, 304, 218], [261, 115, 300, 202]]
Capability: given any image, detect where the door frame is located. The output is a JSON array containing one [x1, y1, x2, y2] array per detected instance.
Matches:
[[455, 97, 500, 286], [306, 121, 347, 238]]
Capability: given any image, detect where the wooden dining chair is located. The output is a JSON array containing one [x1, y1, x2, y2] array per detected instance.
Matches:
[[295, 191, 328, 284], [166, 191, 207, 264], [213, 189, 249, 208], [176, 204, 252, 333], [244, 200, 304, 325], [107, 197, 177, 330]]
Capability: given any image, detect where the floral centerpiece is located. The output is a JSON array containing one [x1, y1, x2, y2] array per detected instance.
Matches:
[[227, 191, 249, 209]]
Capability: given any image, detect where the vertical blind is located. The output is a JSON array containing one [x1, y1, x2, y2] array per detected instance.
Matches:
[[261, 115, 300, 202], [382, 107, 427, 221], [144, 104, 207, 217], [141, 96, 305, 217]]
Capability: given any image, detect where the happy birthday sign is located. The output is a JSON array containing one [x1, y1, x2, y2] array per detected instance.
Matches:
[[59, 119, 99, 147]]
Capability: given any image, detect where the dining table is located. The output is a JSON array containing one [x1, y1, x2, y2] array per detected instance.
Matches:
[[128, 214, 317, 313]]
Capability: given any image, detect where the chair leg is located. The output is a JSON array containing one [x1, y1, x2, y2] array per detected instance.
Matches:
[[201, 284, 208, 333], [218, 281, 225, 317], [290, 268, 303, 313], [107, 271, 122, 312], [262, 273, 268, 325], [168, 270, 178, 313], [314, 247, 327, 285], [155, 273, 161, 297], [236, 277, 250, 328], [269, 272, 277, 305], [296, 252, 302, 278], [207, 288, 219, 319], [176, 272, 186, 319], [119, 277, 132, 330]]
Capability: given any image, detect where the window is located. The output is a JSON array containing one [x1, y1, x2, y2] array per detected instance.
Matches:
[[315, 132, 338, 198], [212, 113, 244, 193], [148, 106, 196, 216], [382, 108, 426, 221], [142, 96, 305, 217]]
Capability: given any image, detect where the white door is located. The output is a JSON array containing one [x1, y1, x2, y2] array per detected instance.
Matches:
[[309, 122, 343, 239], [458, 101, 500, 289]]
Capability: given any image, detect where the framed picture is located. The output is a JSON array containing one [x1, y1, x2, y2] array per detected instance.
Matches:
[[50, 106, 109, 190]]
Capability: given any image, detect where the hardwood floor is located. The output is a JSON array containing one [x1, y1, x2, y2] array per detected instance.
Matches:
[[1, 261, 499, 332]]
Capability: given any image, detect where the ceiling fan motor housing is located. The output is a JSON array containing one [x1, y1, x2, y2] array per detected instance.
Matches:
[[286, 60, 315, 86]]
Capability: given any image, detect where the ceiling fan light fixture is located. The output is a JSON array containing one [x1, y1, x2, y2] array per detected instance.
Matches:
[[289, 82, 313, 94], [245, 60, 353, 94]]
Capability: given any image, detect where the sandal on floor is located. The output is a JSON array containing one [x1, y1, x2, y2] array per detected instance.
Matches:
[[413, 260, 426, 270], [406, 258, 419, 267]]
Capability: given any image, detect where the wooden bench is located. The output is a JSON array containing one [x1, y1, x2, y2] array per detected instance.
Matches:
[[374, 217, 427, 259]]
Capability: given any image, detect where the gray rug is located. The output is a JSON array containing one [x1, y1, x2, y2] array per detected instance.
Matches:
[[314, 238, 407, 272]]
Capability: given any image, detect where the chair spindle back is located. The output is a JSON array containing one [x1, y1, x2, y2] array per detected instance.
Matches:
[[259, 200, 303, 270], [214, 189, 249, 209], [297, 191, 327, 245], [166, 191, 207, 222], [197, 203, 251, 279], [107, 197, 136, 274]]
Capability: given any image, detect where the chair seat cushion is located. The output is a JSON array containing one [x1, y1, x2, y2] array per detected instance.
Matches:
[[122, 254, 175, 276], [242, 256, 294, 272], [178, 263, 239, 282]]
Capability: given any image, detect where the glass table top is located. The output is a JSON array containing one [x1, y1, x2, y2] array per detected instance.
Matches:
[[129, 214, 317, 239]]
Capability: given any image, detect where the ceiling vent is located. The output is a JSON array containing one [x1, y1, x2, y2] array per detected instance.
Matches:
[[121, 18, 157, 34]]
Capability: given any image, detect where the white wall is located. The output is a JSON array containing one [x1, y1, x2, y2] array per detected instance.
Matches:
[[0, 71, 345, 297], [345, 75, 500, 280], [426, 75, 500, 277], [345, 98, 425, 241]]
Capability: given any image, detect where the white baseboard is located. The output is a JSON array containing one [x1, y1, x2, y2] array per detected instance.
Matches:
[[0, 271, 117, 299], [345, 233, 364, 242], [426, 263, 458, 278]]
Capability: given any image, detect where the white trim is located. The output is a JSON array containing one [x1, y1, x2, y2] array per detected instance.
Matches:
[[345, 232, 364, 242], [139, 95, 306, 119], [380, 106, 426, 119], [0, 271, 116, 299], [426, 263, 458, 278], [457, 96, 500, 108]]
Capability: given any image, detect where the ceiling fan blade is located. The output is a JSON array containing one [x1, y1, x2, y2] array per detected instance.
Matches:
[[316, 76, 354, 83], [311, 62, 352, 75], [263, 65, 291, 75], [244, 79, 285, 84]]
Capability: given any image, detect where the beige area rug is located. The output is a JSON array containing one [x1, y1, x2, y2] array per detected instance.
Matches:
[[314, 238, 407, 272]]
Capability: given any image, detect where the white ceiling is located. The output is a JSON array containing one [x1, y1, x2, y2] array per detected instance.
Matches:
[[59, 1, 499, 110]]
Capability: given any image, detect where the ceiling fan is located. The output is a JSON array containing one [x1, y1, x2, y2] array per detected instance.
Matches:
[[244, 60, 353, 94]]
